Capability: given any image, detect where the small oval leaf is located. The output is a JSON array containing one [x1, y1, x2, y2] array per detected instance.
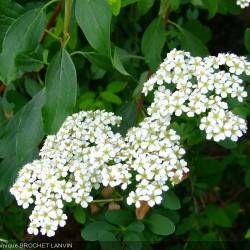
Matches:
[[145, 213, 175, 236]]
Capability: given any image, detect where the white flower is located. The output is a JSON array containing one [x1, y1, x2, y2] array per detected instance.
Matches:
[[127, 191, 141, 208], [41, 223, 56, 237], [54, 214, 67, 227], [27, 223, 39, 236], [236, 0, 250, 8], [200, 110, 247, 142], [143, 185, 163, 207]]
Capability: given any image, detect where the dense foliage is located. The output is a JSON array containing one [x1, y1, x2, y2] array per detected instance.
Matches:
[[0, 0, 250, 249]]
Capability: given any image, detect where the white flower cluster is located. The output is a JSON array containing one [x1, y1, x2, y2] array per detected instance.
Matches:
[[10, 109, 188, 236], [10, 110, 130, 237], [126, 115, 188, 208], [236, 0, 250, 8], [10, 49, 249, 237], [143, 49, 249, 142]]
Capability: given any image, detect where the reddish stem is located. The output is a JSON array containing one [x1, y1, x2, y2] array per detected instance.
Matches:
[[40, 0, 64, 43], [0, 83, 6, 94]]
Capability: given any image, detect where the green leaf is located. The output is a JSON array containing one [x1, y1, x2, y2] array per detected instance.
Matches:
[[178, 26, 209, 56], [24, 78, 42, 97], [183, 20, 212, 44], [205, 206, 232, 228], [200, 232, 219, 241], [112, 47, 130, 75], [98, 231, 120, 250], [217, 139, 237, 149], [6, 90, 27, 112], [78, 91, 96, 110], [133, 71, 148, 100], [0, 0, 24, 50], [162, 191, 181, 210], [101, 91, 122, 105], [42, 49, 77, 134], [81, 222, 115, 241], [224, 203, 240, 223], [124, 231, 141, 241], [141, 18, 166, 70], [0, 191, 13, 211], [194, 156, 225, 188], [15, 92, 44, 164], [121, 0, 138, 7], [115, 101, 137, 135], [98, 230, 117, 241], [175, 217, 193, 235], [127, 221, 145, 233], [217, 0, 241, 15], [137, 0, 154, 16], [105, 210, 133, 226], [145, 213, 175, 236], [75, 0, 112, 57], [74, 51, 113, 71], [244, 28, 250, 53], [245, 170, 250, 188], [0, 90, 44, 160], [191, 0, 203, 6], [0, 90, 45, 190], [73, 207, 86, 224], [245, 229, 250, 239], [108, 0, 121, 16], [124, 231, 142, 250], [169, 0, 181, 11], [107, 81, 127, 93], [0, 9, 45, 85], [233, 106, 249, 118], [202, 0, 218, 18], [91, 64, 106, 80], [15, 53, 44, 73]]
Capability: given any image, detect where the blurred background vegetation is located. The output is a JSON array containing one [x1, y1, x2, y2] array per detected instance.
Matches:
[[0, 0, 250, 249]]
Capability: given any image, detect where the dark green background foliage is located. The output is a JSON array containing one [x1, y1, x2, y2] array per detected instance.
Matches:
[[0, 0, 250, 249]]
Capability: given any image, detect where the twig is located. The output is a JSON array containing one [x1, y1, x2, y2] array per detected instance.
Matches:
[[41, 0, 64, 43], [44, 29, 61, 41], [91, 198, 123, 204], [221, 187, 247, 207]]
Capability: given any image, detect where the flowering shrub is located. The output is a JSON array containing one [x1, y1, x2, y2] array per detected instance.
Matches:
[[10, 49, 249, 237], [0, 0, 250, 249]]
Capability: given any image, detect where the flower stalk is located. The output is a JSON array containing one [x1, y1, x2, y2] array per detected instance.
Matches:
[[91, 198, 123, 204], [62, 0, 73, 48]]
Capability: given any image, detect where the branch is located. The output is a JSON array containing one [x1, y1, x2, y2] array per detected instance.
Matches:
[[221, 187, 247, 207], [41, 0, 64, 43]]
